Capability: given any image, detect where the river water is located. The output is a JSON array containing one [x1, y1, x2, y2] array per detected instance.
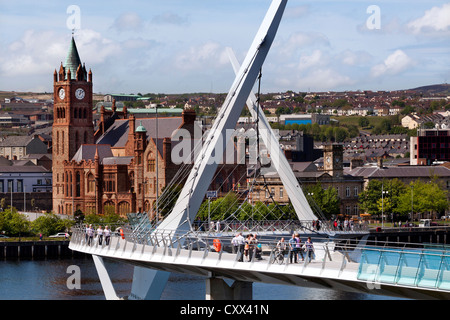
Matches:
[[0, 257, 401, 300]]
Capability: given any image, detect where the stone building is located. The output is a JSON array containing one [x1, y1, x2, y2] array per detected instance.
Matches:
[[52, 36, 246, 217]]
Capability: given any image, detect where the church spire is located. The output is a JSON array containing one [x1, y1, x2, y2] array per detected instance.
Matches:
[[64, 35, 83, 80]]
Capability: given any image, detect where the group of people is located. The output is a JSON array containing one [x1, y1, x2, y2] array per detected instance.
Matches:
[[231, 233, 262, 262], [85, 224, 111, 246], [277, 234, 315, 264]]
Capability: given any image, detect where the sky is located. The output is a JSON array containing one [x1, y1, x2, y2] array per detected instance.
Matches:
[[0, 0, 449, 95]]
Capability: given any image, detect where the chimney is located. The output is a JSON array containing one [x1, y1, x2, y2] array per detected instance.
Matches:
[[350, 158, 364, 170], [163, 137, 171, 165], [182, 109, 196, 125], [377, 157, 383, 168]]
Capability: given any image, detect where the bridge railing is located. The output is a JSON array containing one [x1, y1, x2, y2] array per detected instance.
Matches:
[[174, 219, 368, 234], [357, 244, 450, 291], [69, 223, 338, 266], [69, 224, 450, 292]]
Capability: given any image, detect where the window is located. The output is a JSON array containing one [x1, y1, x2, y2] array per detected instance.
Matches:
[[104, 174, 115, 192], [76, 172, 81, 197], [346, 186, 350, 198], [354, 186, 359, 197], [279, 187, 284, 198], [0, 180, 4, 193], [148, 159, 156, 172], [87, 174, 95, 193], [8, 180, 13, 192], [17, 180, 23, 193]]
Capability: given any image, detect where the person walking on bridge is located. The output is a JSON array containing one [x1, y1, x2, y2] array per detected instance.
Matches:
[[289, 234, 297, 263], [303, 237, 315, 263]]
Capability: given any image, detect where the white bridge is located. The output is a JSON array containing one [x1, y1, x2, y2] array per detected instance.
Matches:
[[69, 225, 450, 300], [69, 0, 450, 300]]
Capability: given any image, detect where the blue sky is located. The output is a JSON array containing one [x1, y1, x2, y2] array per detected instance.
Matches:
[[0, 0, 449, 94]]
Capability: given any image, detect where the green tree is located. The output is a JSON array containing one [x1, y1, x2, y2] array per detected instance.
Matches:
[[358, 117, 370, 128], [32, 213, 67, 236], [305, 184, 340, 219], [359, 180, 384, 216], [0, 207, 31, 237], [397, 180, 448, 218]]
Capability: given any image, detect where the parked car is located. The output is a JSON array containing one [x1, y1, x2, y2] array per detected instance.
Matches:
[[0, 235, 10, 238], [49, 232, 69, 238]]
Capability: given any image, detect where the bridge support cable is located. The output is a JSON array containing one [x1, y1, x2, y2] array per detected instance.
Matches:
[[156, 0, 289, 236], [227, 48, 318, 223]]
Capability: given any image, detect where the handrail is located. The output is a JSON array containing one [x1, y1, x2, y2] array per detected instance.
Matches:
[[70, 224, 450, 292]]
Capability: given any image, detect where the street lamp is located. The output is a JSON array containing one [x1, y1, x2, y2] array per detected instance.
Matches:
[[381, 184, 388, 228], [410, 185, 414, 224]]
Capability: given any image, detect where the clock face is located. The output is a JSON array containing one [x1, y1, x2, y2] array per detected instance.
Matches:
[[75, 88, 85, 100], [58, 88, 65, 100]]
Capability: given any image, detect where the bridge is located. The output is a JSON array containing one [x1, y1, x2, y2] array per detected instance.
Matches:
[[69, 223, 450, 300], [69, 0, 450, 300]]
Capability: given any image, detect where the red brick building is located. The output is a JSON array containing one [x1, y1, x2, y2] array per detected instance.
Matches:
[[52, 36, 246, 217]]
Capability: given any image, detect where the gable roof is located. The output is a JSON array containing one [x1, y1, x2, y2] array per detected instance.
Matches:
[[71, 144, 113, 163], [96, 117, 183, 148]]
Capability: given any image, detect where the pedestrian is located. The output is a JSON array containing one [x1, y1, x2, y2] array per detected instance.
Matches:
[[254, 234, 262, 260], [295, 233, 304, 262], [248, 234, 256, 262], [87, 224, 94, 246], [288, 233, 297, 263], [39, 233, 43, 241], [215, 220, 221, 232], [235, 233, 245, 261], [96, 225, 103, 245], [303, 237, 315, 262], [277, 237, 286, 253], [104, 225, 111, 246], [244, 234, 251, 261], [85, 224, 89, 243]]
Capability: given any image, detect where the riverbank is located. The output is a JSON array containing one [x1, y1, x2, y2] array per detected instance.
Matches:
[[0, 239, 85, 259]]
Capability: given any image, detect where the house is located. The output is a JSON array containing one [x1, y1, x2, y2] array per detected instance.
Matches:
[[0, 135, 49, 160], [0, 156, 52, 211]]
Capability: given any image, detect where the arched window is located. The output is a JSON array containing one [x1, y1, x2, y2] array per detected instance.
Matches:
[[87, 173, 95, 193], [76, 171, 81, 197]]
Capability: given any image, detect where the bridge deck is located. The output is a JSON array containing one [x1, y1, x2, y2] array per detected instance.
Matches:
[[70, 226, 450, 300]]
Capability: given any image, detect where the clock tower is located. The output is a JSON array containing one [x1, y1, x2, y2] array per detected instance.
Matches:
[[323, 144, 343, 178], [52, 35, 94, 214]]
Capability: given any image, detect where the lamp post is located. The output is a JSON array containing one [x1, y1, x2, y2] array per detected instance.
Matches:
[[410, 184, 414, 224], [381, 183, 388, 228], [155, 104, 159, 223]]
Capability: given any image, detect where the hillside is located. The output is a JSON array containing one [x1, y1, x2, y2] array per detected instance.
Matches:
[[410, 84, 450, 96]]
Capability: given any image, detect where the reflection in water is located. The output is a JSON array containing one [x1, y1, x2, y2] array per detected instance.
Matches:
[[0, 257, 399, 300]]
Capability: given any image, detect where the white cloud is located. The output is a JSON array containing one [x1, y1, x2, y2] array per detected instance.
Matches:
[[407, 3, 450, 34], [174, 41, 228, 71], [150, 12, 189, 26], [371, 49, 415, 78], [276, 31, 329, 57], [297, 49, 327, 71], [111, 12, 144, 32], [0, 30, 64, 77], [338, 50, 372, 66]]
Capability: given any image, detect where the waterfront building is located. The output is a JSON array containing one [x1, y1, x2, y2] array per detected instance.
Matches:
[[52, 36, 245, 217]]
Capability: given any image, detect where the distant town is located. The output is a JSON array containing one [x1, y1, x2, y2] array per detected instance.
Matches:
[[0, 81, 449, 225]]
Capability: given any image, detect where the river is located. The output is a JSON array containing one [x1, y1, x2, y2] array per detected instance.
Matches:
[[0, 257, 401, 300]]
